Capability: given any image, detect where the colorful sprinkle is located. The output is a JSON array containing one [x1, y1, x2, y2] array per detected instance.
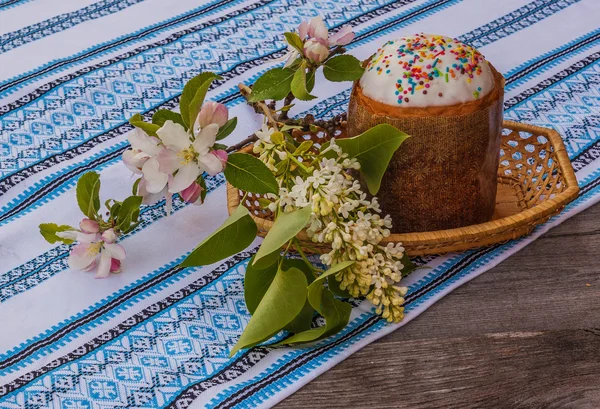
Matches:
[[364, 33, 489, 105]]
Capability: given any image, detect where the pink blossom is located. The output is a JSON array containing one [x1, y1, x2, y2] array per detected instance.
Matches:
[[298, 21, 309, 39], [122, 128, 160, 174], [329, 25, 354, 46], [101, 228, 117, 244], [198, 102, 229, 128], [110, 258, 121, 273], [304, 38, 329, 63], [212, 149, 228, 167], [61, 224, 126, 279], [180, 181, 203, 204], [306, 16, 328, 41], [79, 218, 99, 234]]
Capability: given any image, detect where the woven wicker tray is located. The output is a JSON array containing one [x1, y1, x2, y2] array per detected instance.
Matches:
[[226, 120, 579, 256]]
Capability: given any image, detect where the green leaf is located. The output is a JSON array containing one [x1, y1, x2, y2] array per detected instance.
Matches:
[[284, 32, 304, 53], [108, 200, 121, 223], [253, 205, 312, 266], [306, 69, 315, 92], [223, 152, 278, 194], [129, 113, 160, 136], [307, 261, 354, 313], [117, 195, 142, 233], [252, 247, 280, 270], [180, 72, 221, 128], [180, 204, 257, 267], [280, 124, 303, 132], [188, 75, 221, 132], [257, 197, 272, 209], [213, 143, 228, 150], [244, 257, 311, 316], [76, 172, 101, 220], [336, 124, 409, 195], [290, 63, 316, 101], [275, 289, 351, 346], [132, 178, 141, 196], [293, 140, 313, 155], [216, 117, 237, 141], [231, 265, 308, 355], [249, 68, 295, 102], [39, 223, 76, 244], [198, 175, 208, 203], [152, 109, 186, 129], [282, 258, 316, 334], [400, 252, 418, 277], [244, 255, 278, 315], [323, 55, 365, 82]]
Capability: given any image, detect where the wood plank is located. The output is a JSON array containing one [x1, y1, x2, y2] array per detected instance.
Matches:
[[279, 329, 600, 409], [277, 202, 600, 408]]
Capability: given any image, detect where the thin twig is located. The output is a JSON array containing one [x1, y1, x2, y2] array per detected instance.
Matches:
[[323, 46, 346, 63], [225, 134, 258, 153], [278, 92, 295, 120], [238, 83, 278, 128]]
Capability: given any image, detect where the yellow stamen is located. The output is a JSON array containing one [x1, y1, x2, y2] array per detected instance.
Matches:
[[87, 242, 102, 256], [178, 148, 196, 165]]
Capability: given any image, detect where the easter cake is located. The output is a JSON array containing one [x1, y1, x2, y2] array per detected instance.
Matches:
[[348, 33, 505, 233]]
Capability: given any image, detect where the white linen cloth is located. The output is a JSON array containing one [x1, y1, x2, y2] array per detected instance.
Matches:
[[1, 0, 599, 407]]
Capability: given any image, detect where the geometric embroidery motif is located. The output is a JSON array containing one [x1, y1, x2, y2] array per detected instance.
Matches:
[[0, 0, 409, 178], [0, 261, 252, 409]]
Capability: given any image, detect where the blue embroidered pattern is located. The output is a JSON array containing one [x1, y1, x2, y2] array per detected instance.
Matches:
[[0, 0, 444, 179], [0, 0, 148, 54], [0, 255, 258, 408], [2, 1, 600, 408]]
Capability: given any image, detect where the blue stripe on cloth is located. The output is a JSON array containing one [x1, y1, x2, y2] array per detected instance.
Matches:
[[0, 0, 33, 11], [0, 253, 258, 401], [1, 38, 598, 380], [503, 27, 600, 91], [459, 0, 581, 48], [0, 0, 570, 197], [0, 0, 149, 54], [0, 0, 445, 182], [0, 0, 455, 204], [0, 0, 250, 97]]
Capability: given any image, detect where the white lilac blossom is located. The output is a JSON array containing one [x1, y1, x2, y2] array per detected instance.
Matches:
[[260, 136, 407, 322], [57, 221, 126, 279]]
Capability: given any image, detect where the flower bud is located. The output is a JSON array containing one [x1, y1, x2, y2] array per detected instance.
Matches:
[[110, 258, 121, 273], [298, 20, 309, 39], [180, 182, 203, 204], [307, 16, 328, 41], [101, 228, 117, 244], [198, 101, 228, 128], [122, 149, 148, 174], [328, 25, 354, 46], [304, 38, 329, 64], [80, 218, 99, 234], [212, 149, 228, 168]]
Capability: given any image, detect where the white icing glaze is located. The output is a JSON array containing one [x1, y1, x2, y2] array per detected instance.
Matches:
[[359, 34, 494, 107]]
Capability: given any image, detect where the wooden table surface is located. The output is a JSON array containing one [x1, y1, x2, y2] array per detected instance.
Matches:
[[277, 202, 600, 409]]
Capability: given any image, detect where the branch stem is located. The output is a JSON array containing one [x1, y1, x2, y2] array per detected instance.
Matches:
[[238, 83, 278, 129]]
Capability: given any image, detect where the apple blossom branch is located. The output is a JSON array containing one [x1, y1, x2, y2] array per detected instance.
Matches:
[[227, 83, 348, 153]]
